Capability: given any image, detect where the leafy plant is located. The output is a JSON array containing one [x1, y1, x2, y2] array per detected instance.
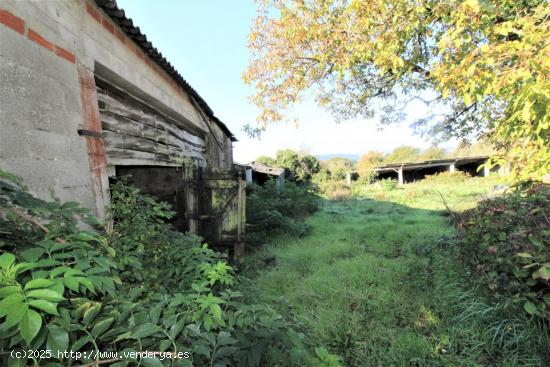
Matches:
[[246, 180, 319, 244], [457, 183, 550, 321], [0, 170, 336, 366]]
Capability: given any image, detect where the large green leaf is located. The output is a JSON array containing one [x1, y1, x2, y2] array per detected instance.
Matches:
[[0, 293, 25, 318], [3, 301, 28, 329], [130, 323, 162, 339], [523, 301, 538, 316], [26, 289, 65, 302], [532, 264, 550, 281], [91, 317, 115, 338], [24, 278, 55, 291], [19, 309, 42, 345], [0, 285, 21, 299], [0, 252, 15, 270], [46, 324, 69, 352], [28, 299, 59, 316], [83, 303, 102, 326]]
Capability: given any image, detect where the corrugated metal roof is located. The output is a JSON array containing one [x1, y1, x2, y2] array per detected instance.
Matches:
[[94, 0, 237, 141], [373, 156, 489, 173], [249, 161, 285, 176]]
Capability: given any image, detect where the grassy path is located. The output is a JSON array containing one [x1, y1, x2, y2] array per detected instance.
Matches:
[[244, 177, 541, 366]]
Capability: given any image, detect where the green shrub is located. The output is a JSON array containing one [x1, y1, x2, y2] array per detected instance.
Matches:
[[423, 171, 471, 184], [0, 171, 336, 366], [457, 183, 550, 322], [377, 178, 398, 191], [246, 180, 319, 243]]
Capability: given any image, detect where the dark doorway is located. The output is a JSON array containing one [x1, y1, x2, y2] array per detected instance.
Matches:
[[115, 166, 188, 231]]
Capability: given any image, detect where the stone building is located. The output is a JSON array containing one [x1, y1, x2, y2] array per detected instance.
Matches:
[[0, 0, 245, 257]]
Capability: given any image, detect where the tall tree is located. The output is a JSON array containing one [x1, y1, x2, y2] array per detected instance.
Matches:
[[258, 149, 321, 181], [420, 146, 447, 161], [357, 151, 385, 172], [321, 157, 355, 179], [245, 0, 549, 179], [384, 146, 421, 164]]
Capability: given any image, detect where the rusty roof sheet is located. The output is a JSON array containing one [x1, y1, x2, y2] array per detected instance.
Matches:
[[249, 161, 285, 176], [94, 0, 237, 141]]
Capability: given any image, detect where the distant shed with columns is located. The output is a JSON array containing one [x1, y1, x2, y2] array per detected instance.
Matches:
[[238, 161, 285, 187], [347, 156, 504, 185]]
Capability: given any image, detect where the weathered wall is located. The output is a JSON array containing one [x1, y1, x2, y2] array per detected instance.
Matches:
[[0, 8, 95, 208], [0, 0, 234, 216]]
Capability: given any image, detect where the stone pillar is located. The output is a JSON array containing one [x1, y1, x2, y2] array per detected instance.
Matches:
[[245, 168, 252, 185], [398, 167, 404, 185]]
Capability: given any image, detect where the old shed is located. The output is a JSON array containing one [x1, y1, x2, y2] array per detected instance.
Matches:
[[0, 0, 245, 257]]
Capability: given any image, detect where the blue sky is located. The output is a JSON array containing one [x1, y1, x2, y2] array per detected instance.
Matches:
[[116, 0, 456, 162]]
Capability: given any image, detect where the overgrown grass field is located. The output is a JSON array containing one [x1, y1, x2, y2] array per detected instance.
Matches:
[[244, 176, 549, 366]]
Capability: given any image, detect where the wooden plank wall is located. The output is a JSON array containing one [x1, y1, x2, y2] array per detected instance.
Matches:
[[97, 86, 207, 167]]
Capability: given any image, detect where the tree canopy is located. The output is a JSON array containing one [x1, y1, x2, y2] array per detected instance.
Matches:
[[419, 146, 448, 161], [257, 149, 321, 181], [245, 0, 549, 179], [321, 157, 355, 179], [383, 145, 421, 164], [357, 150, 385, 172]]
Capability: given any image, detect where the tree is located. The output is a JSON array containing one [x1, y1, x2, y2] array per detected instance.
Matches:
[[257, 149, 321, 181], [452, 139, 496, 158], [419, 146, 447, 161], [255, 155, 276, 166], [357, 151, 384, 172], [321, 157, 354, 180], [245, 0, 549, 179], [384, 146, 421, 164]]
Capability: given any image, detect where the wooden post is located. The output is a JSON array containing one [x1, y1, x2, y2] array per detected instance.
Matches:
[[234, 177, 246, 264], [398, 167, 404, 185]]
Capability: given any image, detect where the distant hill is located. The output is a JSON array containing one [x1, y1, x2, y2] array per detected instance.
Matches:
[[316, 153, 360, 161]]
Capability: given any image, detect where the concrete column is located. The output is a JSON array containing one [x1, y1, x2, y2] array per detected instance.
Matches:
[[346, 172, 352, 185], [449, 163, 456, 173], [245, 168, 252, 185], [398, 167, 404, 185], [483, 164, 490, 177]]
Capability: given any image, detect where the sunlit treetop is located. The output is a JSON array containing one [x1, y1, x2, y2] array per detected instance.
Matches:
[[244, 0, 549, 179]]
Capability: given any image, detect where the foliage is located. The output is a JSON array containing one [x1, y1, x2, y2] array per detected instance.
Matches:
[[452, 138, 496, 158], [0, 171, 335, 366], [245, 0, 550, 179], [457, 183, 550, 322], [422, 171, 471, 184], [419, 145, 447, 161], [246, 180, 319, 243], [377, 178, 398, 191], [383, 145, 421, 164], [257, 149, 321, 182], [319, 157, 355, 180], [246, 176, 549, 365], [356, 151, 384, 176]]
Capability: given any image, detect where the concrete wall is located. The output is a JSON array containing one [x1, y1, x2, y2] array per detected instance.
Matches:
[[0, 8, 95, 207], [0, 0, 233, 216]]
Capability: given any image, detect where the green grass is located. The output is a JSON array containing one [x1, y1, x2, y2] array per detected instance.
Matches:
[[244, 176, 549, 366]]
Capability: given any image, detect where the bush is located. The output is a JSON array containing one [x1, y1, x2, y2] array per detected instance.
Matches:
[[423, 171, 471, 184], [376, 178, 398, 191], [246, 180, 319, 243], [0, 171, 337, 366], [457, 183, 550, 322]]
